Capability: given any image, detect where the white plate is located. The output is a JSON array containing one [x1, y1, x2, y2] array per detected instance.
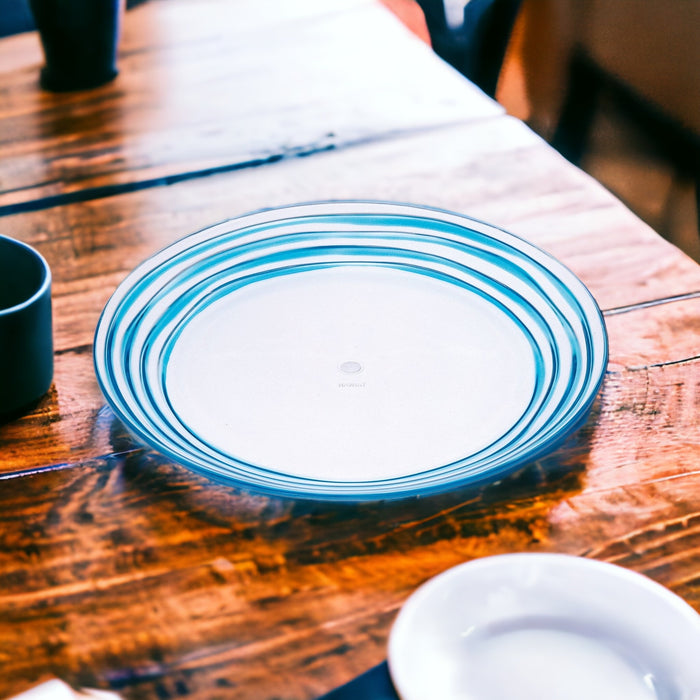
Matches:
[[94, 202, 607, 500], [388, 554, 700, 700]]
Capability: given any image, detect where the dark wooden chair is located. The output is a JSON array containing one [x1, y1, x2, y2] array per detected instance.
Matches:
[[552, 48, 700, 234]]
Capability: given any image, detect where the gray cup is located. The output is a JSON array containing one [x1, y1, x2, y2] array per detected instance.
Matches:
[[0, 235, 53, 421]]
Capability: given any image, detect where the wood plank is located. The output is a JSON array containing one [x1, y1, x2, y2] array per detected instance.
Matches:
[[0, 0, 501, 208], [10, 118, 700, 314], [2, 119, 700, 474], [1, 357, 699, 698], [3, 2, 698, 698], [2, 290, 699, 478]]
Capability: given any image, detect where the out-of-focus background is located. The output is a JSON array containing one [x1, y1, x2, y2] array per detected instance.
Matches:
[[2, 0, 698, 262], [385, 0, 700, 263]]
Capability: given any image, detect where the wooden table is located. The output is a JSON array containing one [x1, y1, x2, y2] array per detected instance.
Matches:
[[1, 0, 699, 697]]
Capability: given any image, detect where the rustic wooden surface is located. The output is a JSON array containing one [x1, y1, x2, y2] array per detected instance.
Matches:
[[0, 0, 499, 210], [1, 0, 700, 698]]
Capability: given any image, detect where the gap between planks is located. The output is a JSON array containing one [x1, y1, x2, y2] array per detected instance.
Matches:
[[0, 118, 498, 218]]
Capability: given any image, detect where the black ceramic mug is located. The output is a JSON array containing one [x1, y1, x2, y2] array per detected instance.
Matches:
[[28, 0, 123, 92], [0, 235, 53, 421]]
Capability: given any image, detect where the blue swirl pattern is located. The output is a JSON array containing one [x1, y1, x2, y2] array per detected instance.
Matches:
[[94, 202, 607, 500]]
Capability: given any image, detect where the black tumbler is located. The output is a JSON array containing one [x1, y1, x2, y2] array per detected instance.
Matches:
[[0, 235, 53, 422], [28, 0, 122, 92]]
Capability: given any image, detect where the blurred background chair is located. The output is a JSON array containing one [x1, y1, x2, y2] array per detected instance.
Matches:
[[514, 0, 700, 261], [415, 0, 521, 97], [386, 0, 699, 262], [548, 4, 700, 257]]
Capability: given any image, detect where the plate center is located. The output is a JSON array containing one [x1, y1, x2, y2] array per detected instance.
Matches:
[[165, 265, 536, 482], [455, 626, 660, 700]]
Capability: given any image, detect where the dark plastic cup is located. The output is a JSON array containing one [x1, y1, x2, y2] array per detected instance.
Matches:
[[0, 235, 53, 421], [28, 0, 122, 92]]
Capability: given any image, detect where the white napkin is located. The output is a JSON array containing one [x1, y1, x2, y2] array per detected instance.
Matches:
[[7, 680, 120, 700]]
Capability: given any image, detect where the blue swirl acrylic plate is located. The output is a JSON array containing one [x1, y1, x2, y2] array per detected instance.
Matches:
[[94, 202, 607, 500]]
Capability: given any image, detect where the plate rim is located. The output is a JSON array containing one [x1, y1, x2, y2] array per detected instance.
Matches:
[[93, 200, 608, 501]]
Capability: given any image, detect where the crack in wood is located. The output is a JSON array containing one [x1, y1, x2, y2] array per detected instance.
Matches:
[[0, 119, 484, 218], [0, 448, 144, 481], [603, 290, 700, 316], [606, 354, 700, 374]]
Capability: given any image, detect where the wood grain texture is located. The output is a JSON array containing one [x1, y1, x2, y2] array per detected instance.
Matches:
[[2, 120, 700, 477], [0, 0, 501, 209], [2, 1, 700, 697], [1, 354, 699, 699], [1, 122, 698, 700], [11, 116, 700, 313]]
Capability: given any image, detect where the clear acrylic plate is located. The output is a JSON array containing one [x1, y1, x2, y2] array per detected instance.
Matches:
[[94, 202, 607, 500]]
